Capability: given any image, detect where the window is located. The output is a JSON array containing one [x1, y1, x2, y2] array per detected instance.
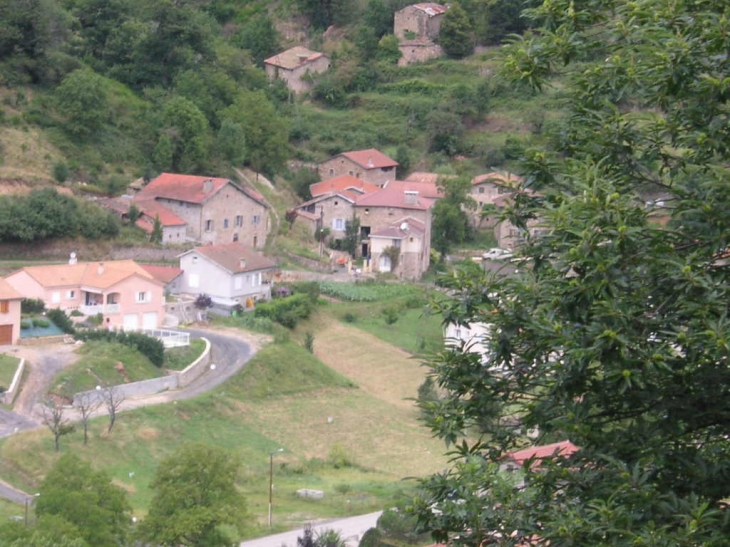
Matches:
[[252, 215, 260, 225], [223, 218, 229, 229], [233, 233, 239, 242], [478, 187, 485, 194], [189, 274, 200, 288], [334, 201, 339, 206], [348, 170, 354, 176], [333, 218, 344, 230], [235, 215, 243, 227], [192, 256, 198, 264], [136, 291, 149, 303], [52, 292, 60, 304], [393, 239, 401, 248], [205, 220, 214, 232], [67, 290, 75, 299], [329, 168, 334, 176], [498, 187, 510, 194], [0, 301, 8, 314]]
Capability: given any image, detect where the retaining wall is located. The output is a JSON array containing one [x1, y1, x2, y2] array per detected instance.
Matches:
[[71, 337, 211, 406], [2, 358, 25, 405]]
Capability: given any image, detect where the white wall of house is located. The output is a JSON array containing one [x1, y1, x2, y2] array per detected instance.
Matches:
[[179, 253, 271, 302]]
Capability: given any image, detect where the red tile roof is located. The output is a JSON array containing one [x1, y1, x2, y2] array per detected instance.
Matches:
[[310, 175, 380, 197], [140, 265, 183, 284], [13, 261, 160, 290], [355, 181, 437, 210], [370, 218, 426, 239], [412, 3, 448, 15], [471, 171, 522, 187], [340, 149, 399, 169], [183, 243, 277, 273], [264, 46, 327, 70], [135, 199, 187, 227], [405, 172, 456, 185], [504, 441, 579, 467], [385, 179, 444, 200], [0, 278, 22, 300], [135, 173, 231, 204]]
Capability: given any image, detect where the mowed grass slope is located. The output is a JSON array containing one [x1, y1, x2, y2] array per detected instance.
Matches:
[[0, 330, 449, 532]]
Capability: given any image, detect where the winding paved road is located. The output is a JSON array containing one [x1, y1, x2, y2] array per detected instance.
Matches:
[[239, 511, 383, 547]]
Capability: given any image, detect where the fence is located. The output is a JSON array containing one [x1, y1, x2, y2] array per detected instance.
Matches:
[[71, 337, 210, 406], [125, 328, 190, 348]]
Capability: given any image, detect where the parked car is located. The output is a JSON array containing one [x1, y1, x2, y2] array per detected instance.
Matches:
[[482, 248, 514, 261]]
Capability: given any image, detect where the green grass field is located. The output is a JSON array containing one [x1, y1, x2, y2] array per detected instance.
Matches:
[[50, 341, 163, 399], [0, 354, 20, 390], [163, 339, 207, 371]]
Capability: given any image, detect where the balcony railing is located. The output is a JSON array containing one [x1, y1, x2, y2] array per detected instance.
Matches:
[[79, 304, 120, 315]]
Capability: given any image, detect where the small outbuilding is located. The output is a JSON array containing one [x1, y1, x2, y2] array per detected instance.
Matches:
[[264, 46, 330, 94]]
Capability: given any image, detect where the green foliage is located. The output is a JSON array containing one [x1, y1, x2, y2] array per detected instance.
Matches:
[[158, 95, 210, 173], [327, 443, 354, 469], [127, 203, 141, 223], [254, 293, 314, 328], [297, 0, 356, 29], [142, 444, 248, 547], [20, 321, 31, 329], [426, 110, 464, 155], [343, 215, 360, 258], [287, 167, 319, 201], [163, 338, 206, 371], [318, 282, 423, 302], [342, 312, 357, 323], [415, 1, 730, 545], [0, 514, 89, 547], [439, 1, 474, 58], [53, 161, 69, 183], [303, 331, 315, 353], [232, 13, 279, 66], [74, 330, 165, 367], [216, 118, 247, 165], [431, 176, 474, 253], [55, 69, 108, 137], [0, 189, 119, 243], [36, 454, 131, 547], [381, 307, 399, 325], [21, 298, 45, 314], [150, 214, 163, 243], [32, 318, 50, 328], [45, 308, 74, 334], [376, 35, 401, 64]]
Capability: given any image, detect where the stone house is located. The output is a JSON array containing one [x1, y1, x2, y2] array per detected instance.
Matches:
[[133, 173, 270, 248], [369, 217, 428, 280], [394, 3, 448, 65], [4, 260, 165, 331], [471, 172, 522, 212], [295, 175, 380, 238], [264, 46, 330, 94], [177, 243, 277, 314], [0, 279, 22, 345], [318, 149, 399, 188], [354, 180, 436, 278], [394, 3, 447, 41]]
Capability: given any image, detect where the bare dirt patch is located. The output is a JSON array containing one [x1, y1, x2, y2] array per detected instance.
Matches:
[[136, 427, 159, 441]]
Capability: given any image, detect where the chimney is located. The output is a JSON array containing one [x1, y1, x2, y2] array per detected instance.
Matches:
[[69, 252, 77, 265], [404, 190, 419, 206], [239, 258, 247, 269], [97, 262, 105, 275], [296, 54, 309, 64], [203, 179, 213, 193], [367, 156, 375, 168]]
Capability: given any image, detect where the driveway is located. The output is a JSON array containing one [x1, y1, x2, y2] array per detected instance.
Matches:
[[240, 511, 383, 547]]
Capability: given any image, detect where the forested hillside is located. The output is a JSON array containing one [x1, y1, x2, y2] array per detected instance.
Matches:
[[0, 0, 547, 195]]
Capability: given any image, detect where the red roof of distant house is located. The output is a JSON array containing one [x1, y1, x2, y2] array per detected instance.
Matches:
[[141, 265, 183, 284], [405, 172, 456, 185], [264, 46, 327, 70], [340, 149, 399, 169], [135, 199, 187, 226], [385, 179, 444, 200], [135, 173, 232, 204], [182, 243, 277, 274], [471, 171, 522, 187], [412, 3, 448, 15], [310, 175, 380, 198], [504, 441, 579, 467], [355, 181, 437, 210]]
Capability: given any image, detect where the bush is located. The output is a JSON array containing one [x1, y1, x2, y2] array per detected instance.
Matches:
[[20, 321, 31, 329], [46, 308, 74, 334], [342, 312, 357, 323], [382, 307, 399, 325], [254, 293, 314, 329], [303, 331, 315, 353], [32, 318, 50, 328], [194, 293, 213, 309], [74, 329, 164, 367], [21, 298, 45, 315], [70, 309, 84, 317], [53, 161, 69, 183], [328, 443, 354, 469]]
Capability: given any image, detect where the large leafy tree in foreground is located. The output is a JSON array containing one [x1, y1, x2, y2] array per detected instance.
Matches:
[[414, 1, 730, 545]]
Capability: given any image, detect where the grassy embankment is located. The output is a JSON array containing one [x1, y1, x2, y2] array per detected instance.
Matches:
[[0, 354, 20, 391], [0, 284, 448, 536]]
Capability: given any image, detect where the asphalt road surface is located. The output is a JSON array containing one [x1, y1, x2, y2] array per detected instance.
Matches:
[[240, 511, 383, 547]]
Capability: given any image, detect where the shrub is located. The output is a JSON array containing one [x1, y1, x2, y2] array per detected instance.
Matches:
[[254, 293, 314, 329], [53, 161, 69, 183], [70, 309, 83, 317], [303, 331, 315, 353], [194, 294, 213, 309], [328, 443, 354, 469], [20, 321, 31, 329], [46, 308, 74, 334], [382, 307, 399, 325], [32, 318, 50, 328], [21, 298, 45, 315], [342, 312, 357, 323]]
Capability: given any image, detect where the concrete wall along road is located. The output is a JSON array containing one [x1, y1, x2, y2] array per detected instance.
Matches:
[[72, 337, 211, 406], [2, 358, 25, 405]]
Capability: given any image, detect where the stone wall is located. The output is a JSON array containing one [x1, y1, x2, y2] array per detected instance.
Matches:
[[267, 56, 331, 94], [398, 42, 443, 66], [394, 5, 444, 41], [318, 157, 396, 188], [0, 240, 185, 264]]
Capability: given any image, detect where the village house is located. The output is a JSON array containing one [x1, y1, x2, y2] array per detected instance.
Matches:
[[264, 46, 330, 94], [394, 3, 448, 65], [295, 175, 380, 238], [133, 173, 270, 248], [318, 149, 399, 188], [368, 217, 428, 279], [177, 242, 277, 314], [354, 180, 436, 278], [500, 441, 579, 488], [4, 259, 165, 331], [0, 279, 22, 345]]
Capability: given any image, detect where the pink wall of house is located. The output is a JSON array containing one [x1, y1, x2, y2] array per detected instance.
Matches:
[[105, 275, 165, 330], [0, 299, 21, 345]]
